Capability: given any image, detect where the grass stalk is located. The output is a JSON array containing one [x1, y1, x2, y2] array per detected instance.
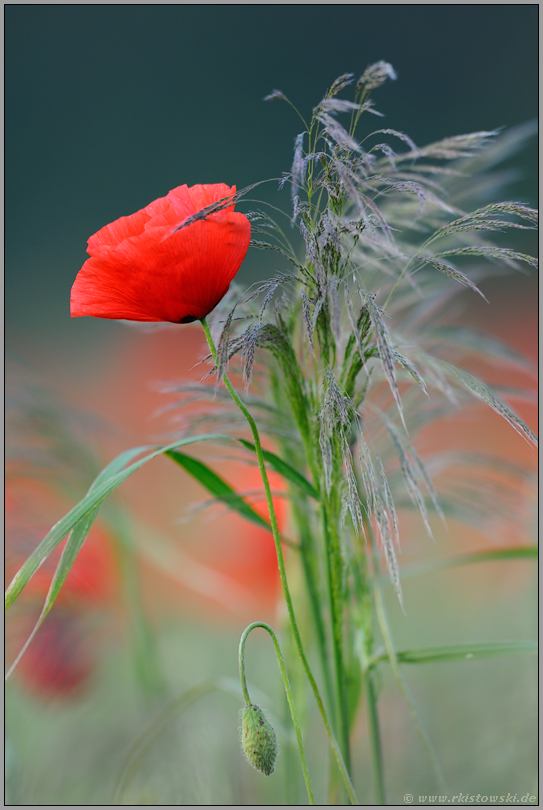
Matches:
[[366, 672, 385, 805], [321, 501, 352, 777], [239, 621, 315, 805], [292, 499, 336, 722], [201, 316, 359, 806]]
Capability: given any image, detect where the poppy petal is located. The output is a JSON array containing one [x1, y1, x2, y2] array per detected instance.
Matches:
[[71, 184, 251, 322], [87, 209, 151, 256]]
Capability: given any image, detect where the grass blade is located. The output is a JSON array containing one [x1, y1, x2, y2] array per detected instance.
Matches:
[[4, 434, 235, 610], [5, 507, 100, 678], [237, 438, 319, 499], [397, 546, 538, 579], [371, 640, 537, 667], [165, 450, 271, 531]]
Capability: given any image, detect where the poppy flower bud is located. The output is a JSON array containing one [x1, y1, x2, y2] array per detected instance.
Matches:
[[240, 704, 278, 776]]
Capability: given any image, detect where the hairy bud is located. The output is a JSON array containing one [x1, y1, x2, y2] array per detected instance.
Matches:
[[240, 704, 278, 776]]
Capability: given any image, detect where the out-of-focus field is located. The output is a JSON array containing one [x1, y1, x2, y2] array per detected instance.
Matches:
[[5, 279, 537, 805], [5, 5, 537, 804]]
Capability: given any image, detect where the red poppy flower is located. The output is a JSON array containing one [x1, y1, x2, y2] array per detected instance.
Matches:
[[15, 611, 96, 698], [71, 183, 251, 323]]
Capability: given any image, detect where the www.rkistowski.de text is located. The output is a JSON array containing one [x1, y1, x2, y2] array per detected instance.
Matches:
[[403, 793, 537, 805]]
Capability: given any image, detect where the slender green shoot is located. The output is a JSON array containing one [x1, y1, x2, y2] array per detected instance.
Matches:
[[239, 621, 315, 805], [366, 672, 385, 805], [200, 316, 359, 806]]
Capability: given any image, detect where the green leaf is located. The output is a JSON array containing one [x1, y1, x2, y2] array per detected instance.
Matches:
[[4, 445, 165, 678], [92, 445, 154, 488], [236, 438, 319, 500], [5, 430, 309, 617], [398, 546, 538, 579], [371, 640, 537, 667], [5, 507, 100, 679], [164, 450, 271, 531], [4, 433, 233, 611]]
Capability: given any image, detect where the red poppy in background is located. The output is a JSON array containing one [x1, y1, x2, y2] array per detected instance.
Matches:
[[71, 183, 251, 323], [15, 611, 97, 698]]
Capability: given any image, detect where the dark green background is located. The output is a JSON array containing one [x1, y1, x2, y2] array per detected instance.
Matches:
[[6, 4, 538, 369]]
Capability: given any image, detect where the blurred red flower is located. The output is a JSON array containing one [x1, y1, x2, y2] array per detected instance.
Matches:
[[71, 183, 251, 323], [15, 611, 97, 698]]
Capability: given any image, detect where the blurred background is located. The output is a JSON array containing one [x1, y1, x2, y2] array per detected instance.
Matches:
[[5, 5, 538, 805]]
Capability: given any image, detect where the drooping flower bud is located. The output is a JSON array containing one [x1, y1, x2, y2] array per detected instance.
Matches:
[[240, 704, 278, 776]]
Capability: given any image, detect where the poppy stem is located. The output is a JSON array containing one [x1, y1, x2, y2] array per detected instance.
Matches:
[[239, 621, 315, 804], [200, 316, 358, 805]]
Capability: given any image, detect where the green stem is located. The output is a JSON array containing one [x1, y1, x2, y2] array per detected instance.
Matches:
[[366, 672, 385, 805], [367, 520, 449, 798], [239, 622, 315, 805], [200, 316, 358, 806], [321, 502, 352, 775], [383, 231, 442, 310], [292, 499, 336, 722]]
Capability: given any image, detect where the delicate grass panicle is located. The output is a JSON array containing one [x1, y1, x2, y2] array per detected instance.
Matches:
[[5, 63, 537, 805]]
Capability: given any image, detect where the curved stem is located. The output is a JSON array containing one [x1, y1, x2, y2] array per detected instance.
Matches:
[[200, 317, 358, 805], [239, 621, 315, 805], [366, 672, 385, 805]]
